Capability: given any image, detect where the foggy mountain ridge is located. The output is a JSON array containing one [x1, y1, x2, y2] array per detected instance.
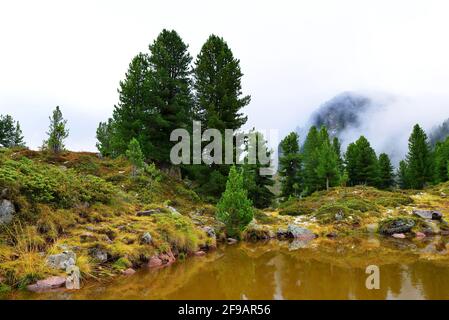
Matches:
[[293, 91, 449, 166]]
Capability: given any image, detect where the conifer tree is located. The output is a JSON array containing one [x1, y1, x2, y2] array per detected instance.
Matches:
[[0, 115, 25, 148], [243, 131, 275, 208], [278, 132, 302, 198], [111, 53, 153, 157], [216, 166, 253, 239], [147, 29, 194, 164], [44, 106, 69, 153], [378, 153, 394, 189], [192, 35, 250, 197], [302, 126, 321, 195], [96, 119, 116, 157], [332, 136, 344, 174], [405, 124, 433, 189], [433, 137, 449, 183], [398, 160, 410, 189], [316, 138, 339, 191], [126, 138, 145, 176], [345, 136, 378, 186]]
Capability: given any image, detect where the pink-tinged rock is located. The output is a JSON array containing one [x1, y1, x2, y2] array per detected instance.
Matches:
[[148, 256, 163, 268], [415, 232, 426, 238], [27, 276, 66, 292], [194, 251, 206, 257], [123, 268, 136, 276], [392, 233, 406, 239], [159, 251, 176, 266]]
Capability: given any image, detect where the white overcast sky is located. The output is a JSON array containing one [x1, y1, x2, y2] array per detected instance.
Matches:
[[1, 0, 449, 151]]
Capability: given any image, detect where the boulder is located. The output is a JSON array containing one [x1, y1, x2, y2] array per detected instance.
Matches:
[[65, 265, 80, 290], [141, 232, 153, 244], [0, 199, 15, 224], [227, 238, 238, 245], [27, 276, 66, 292], [287, 224, 315, 240], [413, 209, 443, 221], [379, 218, 415, 235], [202, 226, 216, 238], [148, 256, 163, 268], [194, 250, 206, 257], [392, 233, 406, 239], [47, 251, 76, 270], [90, 248, 108, 263], [276, 229, 289, 239], [415, 232, 426, 238]]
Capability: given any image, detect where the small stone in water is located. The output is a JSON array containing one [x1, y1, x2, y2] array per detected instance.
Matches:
[[392, 233, 406, 239]]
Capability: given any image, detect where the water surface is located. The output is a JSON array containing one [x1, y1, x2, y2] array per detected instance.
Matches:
[[11, 236, 449, 300]]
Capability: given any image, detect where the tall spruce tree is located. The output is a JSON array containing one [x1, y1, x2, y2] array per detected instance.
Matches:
[[111, 53, 153, 157], [278, 132, 302, 198], [433, 137, 449, 184], [192, 35, 250, 198], [44, 106, 69, 153], [378, 153, 394, 189], [302, 126, 321, 195], [147, 29, 194, 164], [398, 160, 410, 189], [316, 137, 340, 191], [405, 124, 433, 189], [243, 131, 275, 208], [332, 136, 344, 174], [345, 136, 378, 186]]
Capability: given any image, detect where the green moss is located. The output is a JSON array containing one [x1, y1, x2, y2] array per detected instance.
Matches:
[[112, 257, 132, 271], [313, 203, 361, 224], [375, 195, 414, 207]]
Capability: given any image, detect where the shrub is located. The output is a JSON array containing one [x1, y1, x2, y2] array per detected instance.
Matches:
[[216, 166, 253, 239]]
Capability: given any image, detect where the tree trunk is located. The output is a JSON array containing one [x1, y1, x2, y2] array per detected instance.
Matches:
[[326, 177, 329, 191]]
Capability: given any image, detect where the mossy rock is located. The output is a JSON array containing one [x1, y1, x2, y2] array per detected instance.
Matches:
[[378, 217, 415, 235]]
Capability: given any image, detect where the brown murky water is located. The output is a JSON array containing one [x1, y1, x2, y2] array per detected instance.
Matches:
[[9, 236, 449, 300]]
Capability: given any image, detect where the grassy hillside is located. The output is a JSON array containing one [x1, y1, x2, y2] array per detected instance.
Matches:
[[0, 148, 218, 293]]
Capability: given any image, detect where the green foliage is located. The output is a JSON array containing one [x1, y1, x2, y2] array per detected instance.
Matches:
[[96, 119, 116, 157], [278, 132, 302, 198], [0, 157, 116, 208], [216, 166, 253, 238], [302, 126, 321, 194], [243, 131, 275, 208], [378, 153, 394, 189], [147, 29, 194, 163], [126, 138, 145, 176], [155, 213, 200, 253], [44, 106, 69, 153], [316, 128, 340, 191], [0, 114, 25, 148], [345, 136, 379, 187], [433, 137, 449, 184], [403, 124, 433, 189]]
